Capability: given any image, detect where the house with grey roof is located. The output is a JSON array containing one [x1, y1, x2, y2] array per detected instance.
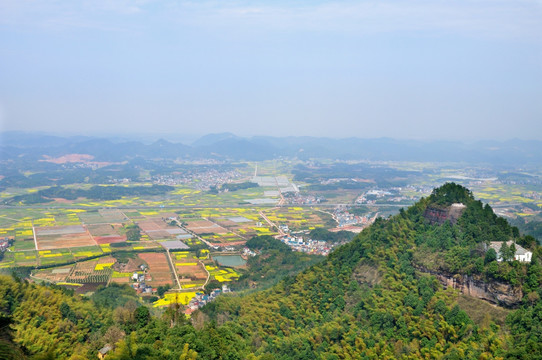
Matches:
[[489, 241, 532, 263]]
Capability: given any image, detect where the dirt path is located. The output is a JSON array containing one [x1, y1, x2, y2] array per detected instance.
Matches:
[[32, 222, 38, 250], [315, 209, 339, 226], [166, 249, 182, 290], [174, 219, 215, 248], [259, 210, 285, 237], [200, 259, 210, 291]]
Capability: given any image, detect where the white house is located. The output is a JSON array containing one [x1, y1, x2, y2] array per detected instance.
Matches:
[[489, 241, 532, 263]]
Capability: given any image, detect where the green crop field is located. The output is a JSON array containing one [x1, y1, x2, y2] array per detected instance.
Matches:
[[2, 159, 541, 301]]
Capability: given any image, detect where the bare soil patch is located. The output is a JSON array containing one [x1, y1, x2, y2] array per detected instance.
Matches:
[[185, 220, 228, 234], [138, 252, 174, 286], [36, 229, 96, 250], [94, 235, 127, 244]]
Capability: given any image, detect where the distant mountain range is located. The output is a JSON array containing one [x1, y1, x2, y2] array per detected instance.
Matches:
[[1, 131, 541, 164]]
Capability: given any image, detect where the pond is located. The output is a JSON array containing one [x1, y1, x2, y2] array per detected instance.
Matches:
[[213, 255, 246, 267]]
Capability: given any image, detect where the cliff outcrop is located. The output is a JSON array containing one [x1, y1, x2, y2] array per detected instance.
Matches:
[[416, 266, 523, 307], [423, 203, 466, 225]]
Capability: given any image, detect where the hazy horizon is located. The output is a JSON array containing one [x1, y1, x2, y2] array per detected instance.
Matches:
[[3, 129, 542, 147], [1, 0, 541, 140]]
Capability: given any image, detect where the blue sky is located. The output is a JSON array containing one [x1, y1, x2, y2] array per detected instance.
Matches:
[[1, 0, 541, 140]]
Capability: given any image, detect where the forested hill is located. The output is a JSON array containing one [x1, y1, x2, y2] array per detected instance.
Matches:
[[1, 183, 542, 359], [203, 183, 542, 359]]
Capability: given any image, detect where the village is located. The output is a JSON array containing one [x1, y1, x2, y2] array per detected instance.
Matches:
[[185, 284, 232, 316], [152, 168, 242, 191], [278, 234, 335, 256]]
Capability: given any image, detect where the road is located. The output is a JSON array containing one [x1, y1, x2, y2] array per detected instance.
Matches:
[[315, 209, 338, 226], [273, 177, 286, 207], [166, 249, 182, 290], [258, 210, 286, 237], [31, 221, 38, 251], [173, 219, 215, 248], [200, 258, 210, 291]]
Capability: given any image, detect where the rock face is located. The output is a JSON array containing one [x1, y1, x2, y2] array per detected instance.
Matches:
[[417, 266, 523, 307], [423, 203, 466, 225]]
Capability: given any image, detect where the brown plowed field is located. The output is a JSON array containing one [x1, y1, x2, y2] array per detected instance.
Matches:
[[138, 252, 174, 286], [145, 230, 174, 240], [175, 260, 207, 281], [98, 209, 126, 222], [94, 235, 127, 244], [36, 233, 96, 250], [138, 218, 180, 240], [185, 220, 228, 234], [87, 224, 118, 236], [138, 218, 168, 232]]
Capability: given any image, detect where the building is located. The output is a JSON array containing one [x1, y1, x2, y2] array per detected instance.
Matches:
[[98, 345, 113, 359], [489, 241, 532, 263], [0, 241, 9, 252]]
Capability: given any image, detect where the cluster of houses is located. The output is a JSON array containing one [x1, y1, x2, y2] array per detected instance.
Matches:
[[334, 210, 371, 228], [130, 265, 156, 294], [284, 193, 323, 205], [355, 189, 393, 205], [279, 235, 334, 256], [242, 247, 257, 257], [152, 169, 241, 191], [0, 238, 11, 252], [213, 245, 238, 252], [185, 284, 231, 315]]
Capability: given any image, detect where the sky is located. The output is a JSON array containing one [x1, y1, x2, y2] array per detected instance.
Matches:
[[0, 0, 541, 140]]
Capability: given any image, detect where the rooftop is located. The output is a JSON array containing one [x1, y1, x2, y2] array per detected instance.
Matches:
[[489, 241, 531, 256]]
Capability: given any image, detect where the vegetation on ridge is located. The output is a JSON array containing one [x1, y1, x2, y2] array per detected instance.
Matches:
[[0, 183, 541, 359]]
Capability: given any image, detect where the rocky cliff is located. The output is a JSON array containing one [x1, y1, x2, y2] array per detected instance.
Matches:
[[416, 266, 523, 307], [423, 203, 466, 225]]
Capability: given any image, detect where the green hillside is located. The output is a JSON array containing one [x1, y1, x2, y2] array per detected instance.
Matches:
[[1, 183, 541, 359]]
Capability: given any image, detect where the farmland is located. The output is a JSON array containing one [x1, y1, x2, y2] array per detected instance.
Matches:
[[173, 250, 207, 289], [138, 252, 174, 287], [1, 158, 541, 312], [35, 225, 96, 249], [32, 256, 115, 285]]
